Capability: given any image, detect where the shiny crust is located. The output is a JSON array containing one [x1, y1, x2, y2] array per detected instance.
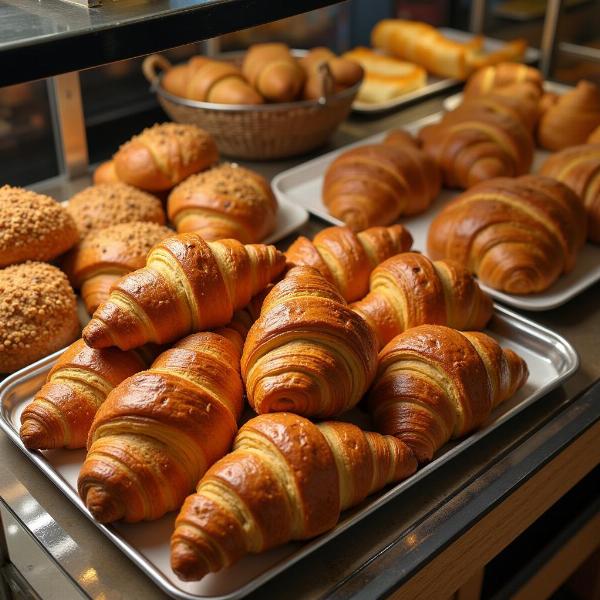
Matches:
[[537, 80, 600, 151], [82, 233, 286, 350], [464, 63, 543, 97], [241, 266, 378, 418], [427, 175, 588, 294], [539, 143, 600, 242], [367, 325, 528, 463], [114, 123, 219, 192], [167, 163, 278, 242], [93, 160, 120, 185], [589, 125, 600, 144], [170, 413, 417, 581], [322, 141, 441, 231], [285, 224, 413, 302], [19, 339, 146, 450], [78, 331, 244, 523], [352, 252, 493, 349]]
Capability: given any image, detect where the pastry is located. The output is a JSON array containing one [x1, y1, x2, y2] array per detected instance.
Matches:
[[589, 125, 600, 144], [93, 160, 120, 185], [464, 62, 543, 98]]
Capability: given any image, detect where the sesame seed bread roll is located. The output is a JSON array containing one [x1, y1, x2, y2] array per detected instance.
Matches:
[[0, 262, 80, 373], [0, 185, 79, 268]]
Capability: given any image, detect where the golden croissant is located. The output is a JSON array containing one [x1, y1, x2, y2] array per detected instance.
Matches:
[[241, 266, 378, 418], [367, 325, 528, 463], [171, 413, 417, 581], [82, 232, 285, 350], [285, 224, 413, 302], [78, 324, 245, 523], [352, 252, 493, 349]]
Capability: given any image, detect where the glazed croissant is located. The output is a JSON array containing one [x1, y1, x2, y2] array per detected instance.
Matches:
[[539, 143, 600, 242], [82, 233, 285, 350], [167, 163, 278, 243], [241, 266, 378, 418], [171, 412, 417, 581], [427, 175, 587, 294], [322, 133, 441, 231], [464, 62, 543, 98], [352, 252, 493, 349], [285, 224, 413, 302], [418, 106, 534, 189], [78, 326, 245, 523], [19, 339, 150, 450], [367, 325, 528, 463]]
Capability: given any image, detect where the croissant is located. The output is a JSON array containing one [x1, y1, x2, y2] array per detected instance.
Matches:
[[367, 325, 528, 463], [19, 339, 149, 450], [464, 62, 543, 98], [589, 125, 600, 144], [93, 160, 120, 185], [352, 252, 493, 349], [113, 123, 219, 192], [242, 43, 305, 102], [418, 106, 534, 189], [427, 175, 587, 294], [539, 144, 600, 243], [171, 412, 417, 581], [537, 80, 600, 151], [82, 233, 286, 350], [78, 326, 245, 523], [322, 134, 441, 231], [167, 163, 278, 242], [285, 224, 413, 302], [241, 266, 378, 418]]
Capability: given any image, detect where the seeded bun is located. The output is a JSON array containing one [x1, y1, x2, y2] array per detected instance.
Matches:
[[0, 262, 80, 373], [0, 185, 79, 268], [67, 183, 166, 236]]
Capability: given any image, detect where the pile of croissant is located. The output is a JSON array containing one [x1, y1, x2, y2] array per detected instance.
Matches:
[[19, 222, 529, 582]]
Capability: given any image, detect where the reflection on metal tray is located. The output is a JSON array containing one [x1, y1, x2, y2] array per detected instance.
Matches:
[[0, 305, 578, 600], [351, 27, 541, 114]]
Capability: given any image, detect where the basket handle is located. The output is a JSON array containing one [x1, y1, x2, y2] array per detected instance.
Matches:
[[142, 54, 173, 86], [316, 62, 335, 106]]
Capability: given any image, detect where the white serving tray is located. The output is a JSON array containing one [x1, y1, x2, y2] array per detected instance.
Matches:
[[263, 197, 309, 244], [272, 111, 600, 312]]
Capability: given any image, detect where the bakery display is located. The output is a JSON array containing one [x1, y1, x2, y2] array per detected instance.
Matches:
[[463, 62, 543, 98], [67, 183, 166, 236], [0, 185, 79, 267], [285, 224, 413, 302], [171, 412, 417, 581], [427, 175, 587, 294], [167, 163, 278, 242], [78, 328, 244, 523], [19, 339, 149, 449], [537, 80, 600, 151], [241, 266, 378, 418], [539, 144, 600, 242], [352, 253, 493, 348], [62, 222, 174, 314], [322, 131, 441, 230], [83, 233, 285, 350], [0, 262, 80, 373], [367, 325, 528, 463]]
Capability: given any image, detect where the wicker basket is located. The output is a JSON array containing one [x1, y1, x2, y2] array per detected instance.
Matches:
[[142, 52, 361, 160]]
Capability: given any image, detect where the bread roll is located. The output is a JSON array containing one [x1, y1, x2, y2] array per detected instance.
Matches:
[[93, 160, 120, 185]]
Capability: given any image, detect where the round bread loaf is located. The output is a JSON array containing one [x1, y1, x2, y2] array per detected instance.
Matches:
[[0, 262, 80, 373], [0, 185, 79, 268], [67, 183, 166, 235]]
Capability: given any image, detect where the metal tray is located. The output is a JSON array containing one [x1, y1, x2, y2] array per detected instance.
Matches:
[[351, 27, 540, 114], [0, 306, 578, 600]]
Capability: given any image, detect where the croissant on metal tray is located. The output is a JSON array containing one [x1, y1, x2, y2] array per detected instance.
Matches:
[[241, 265, 378, 418], [285, 223, 413, 302], [427, 175, 587, 294], [463, 62, 543, 98], [82, 232, 285, 350], [367, 325, 528, 463], [78, 321, 246, 523], [170, 412, 417, 581], [351, 252, 493, 349]]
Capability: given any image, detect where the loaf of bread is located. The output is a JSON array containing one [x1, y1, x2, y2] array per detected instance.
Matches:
[[167, 163, 277, 242], [0, 185, 79, 267]]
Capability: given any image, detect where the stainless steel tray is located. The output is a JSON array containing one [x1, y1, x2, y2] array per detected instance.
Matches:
[[0, 305, 578, 600]]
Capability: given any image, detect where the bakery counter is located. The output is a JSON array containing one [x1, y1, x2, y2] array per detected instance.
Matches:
[[1, 96, 599, 599]]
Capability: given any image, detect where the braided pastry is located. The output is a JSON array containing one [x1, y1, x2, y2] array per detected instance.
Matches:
[[427, 175, 587, 294], [171, 413, 417, 580], [367, 325, 528, 463], [285, 224, 413, 302]]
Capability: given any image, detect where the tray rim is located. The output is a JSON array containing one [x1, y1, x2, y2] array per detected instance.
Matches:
[[0, 305, 579, 600]]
